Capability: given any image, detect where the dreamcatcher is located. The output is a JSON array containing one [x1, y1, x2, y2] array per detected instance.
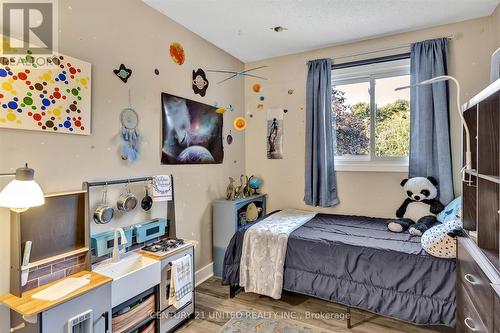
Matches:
[[120, 89, 140, 161]]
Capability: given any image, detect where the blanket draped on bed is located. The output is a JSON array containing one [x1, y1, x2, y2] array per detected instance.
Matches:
[[239, 209, 317, 299], [224, 213, 456, 327]]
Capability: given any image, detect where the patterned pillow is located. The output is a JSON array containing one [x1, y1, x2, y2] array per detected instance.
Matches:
[[437, 196, 462, 223], [421, 218, 462, 258]]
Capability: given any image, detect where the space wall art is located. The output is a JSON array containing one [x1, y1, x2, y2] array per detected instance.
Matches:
[[161, 93, 223, 164]]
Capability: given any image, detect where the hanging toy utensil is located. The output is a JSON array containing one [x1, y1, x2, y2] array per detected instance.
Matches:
[[141, 182, 153, 211]]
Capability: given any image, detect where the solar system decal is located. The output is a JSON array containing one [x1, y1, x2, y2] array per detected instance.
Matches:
[[113, 64, 132, 83], [161, 93, 223, 165], [267, 108, 284, 159], [192, 68, 209, 97], [0, 53, 91, 135], [169, 42, 185, 65], [233, 117, 247, 131]]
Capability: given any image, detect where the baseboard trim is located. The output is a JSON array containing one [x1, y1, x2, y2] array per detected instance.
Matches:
[[195, 262, 214, 286]]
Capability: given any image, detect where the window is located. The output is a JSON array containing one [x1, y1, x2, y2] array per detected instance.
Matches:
[[332, 57, 410, 172]]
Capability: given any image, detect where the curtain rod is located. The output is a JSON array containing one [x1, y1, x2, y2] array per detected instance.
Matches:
[[306, 35, 455, 64]]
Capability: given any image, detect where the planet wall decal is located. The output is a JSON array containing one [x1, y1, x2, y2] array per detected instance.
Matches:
[[169, 42, 185, 65], [234, 117, 247, 131]]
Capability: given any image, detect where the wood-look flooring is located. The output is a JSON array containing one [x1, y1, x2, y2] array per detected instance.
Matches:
[[178, 277, 453, 333]]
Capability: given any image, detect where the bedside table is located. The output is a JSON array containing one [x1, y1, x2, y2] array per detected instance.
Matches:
[[212, 194, 267, 277]]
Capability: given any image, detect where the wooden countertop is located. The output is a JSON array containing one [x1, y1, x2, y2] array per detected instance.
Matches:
[[0, 271, 112, 316]]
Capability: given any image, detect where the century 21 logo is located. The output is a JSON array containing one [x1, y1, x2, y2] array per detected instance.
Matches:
[[1, 0, 58, 55]]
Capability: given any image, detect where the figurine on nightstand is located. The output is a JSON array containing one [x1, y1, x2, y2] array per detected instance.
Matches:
[[243, 175, 251, 198], [234, 178, 242, 200], [226, 177, 235, 200], [248, 175, 262, 195]]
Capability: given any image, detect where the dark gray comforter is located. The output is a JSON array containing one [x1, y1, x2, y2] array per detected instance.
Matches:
[[222, 213, 456, 327]]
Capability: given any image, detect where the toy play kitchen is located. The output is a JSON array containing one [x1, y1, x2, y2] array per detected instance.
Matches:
[[0, 175, 196, 333]]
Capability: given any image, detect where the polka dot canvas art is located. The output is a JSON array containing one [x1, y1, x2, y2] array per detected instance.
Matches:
[[0, 53, 91, 135]]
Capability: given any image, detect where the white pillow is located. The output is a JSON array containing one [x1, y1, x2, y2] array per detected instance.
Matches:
[[421, 218, 462, 258]]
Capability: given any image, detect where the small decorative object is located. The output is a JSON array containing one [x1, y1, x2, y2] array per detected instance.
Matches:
[[0, 52, 91, 135], [152, 175, 173, 202], [284, 109, 288, 113], [288, 89, 294, 95], [271, 26, 288, 32], [161, 93, 223, 164], [215, 107, 226, 114], [387, 177, 445, 236], [192, 68, 209, 96], [234, 182, 242, 199], [248, 176, 262, 195], [259, 95, 265, 101], [154, 68, 160, 75], [246, 202, 263, 222], [243, 175, 251, 198], [228, 104, 235, 112], [226, 130, 233, 145], [207, 65, 268, 84], [234, 117, 247, 131], [236, 175, 247, 199], [226, 177, 235, 200], [120, 89, 140, 161], [169, 42, 185, 65], [267, 109, 284, 159], [238, 211, 247, 226], [113, 64, 132, 83], [252, 83, 261, 93], [257, 104, 264, 111]]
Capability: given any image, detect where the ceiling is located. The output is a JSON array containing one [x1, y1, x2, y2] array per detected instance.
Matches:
[[143, 0, 500, 63]]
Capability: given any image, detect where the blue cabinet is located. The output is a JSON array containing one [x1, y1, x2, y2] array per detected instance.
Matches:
[[212, 194, 267, 277]]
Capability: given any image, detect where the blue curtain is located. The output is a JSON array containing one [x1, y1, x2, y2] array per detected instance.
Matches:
[[409, 38, 454, 204], [304, 59, 339, 207]]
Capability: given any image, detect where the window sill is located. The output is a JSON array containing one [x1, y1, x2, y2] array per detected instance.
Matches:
[[334, 161, 409, 173]]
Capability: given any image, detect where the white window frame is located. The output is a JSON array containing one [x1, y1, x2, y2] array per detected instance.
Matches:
[[332, 58, 410, 172]]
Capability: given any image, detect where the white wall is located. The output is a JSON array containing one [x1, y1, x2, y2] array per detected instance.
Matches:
[[0, 0, 245, 329], [244, 16, 499, 217]]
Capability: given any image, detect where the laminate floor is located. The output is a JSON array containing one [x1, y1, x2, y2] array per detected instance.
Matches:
[[177, 277, 454, 333]]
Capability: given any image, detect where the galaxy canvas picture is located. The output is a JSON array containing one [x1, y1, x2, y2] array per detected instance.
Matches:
[[161, 93, 223, 164]]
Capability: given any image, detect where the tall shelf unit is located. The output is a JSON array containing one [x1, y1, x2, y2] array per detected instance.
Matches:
[[458, 78, 500, 333], [462, 79, 500, 268]]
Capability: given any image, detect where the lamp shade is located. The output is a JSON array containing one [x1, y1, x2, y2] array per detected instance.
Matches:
[[0, 179, 45, 210]]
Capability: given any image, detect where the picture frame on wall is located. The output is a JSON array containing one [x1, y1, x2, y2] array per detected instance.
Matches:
[[161, 92, 223, 164], [0, 53, 91, 135]]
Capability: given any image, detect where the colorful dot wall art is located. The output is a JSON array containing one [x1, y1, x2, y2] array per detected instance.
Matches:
[[0, 53, 91, 135]]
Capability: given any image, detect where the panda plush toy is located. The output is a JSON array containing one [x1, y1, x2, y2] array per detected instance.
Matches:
[[387, 177, 445, 236]]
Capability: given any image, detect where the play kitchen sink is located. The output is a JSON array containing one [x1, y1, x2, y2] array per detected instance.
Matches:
[[93, 252, 160, 307]]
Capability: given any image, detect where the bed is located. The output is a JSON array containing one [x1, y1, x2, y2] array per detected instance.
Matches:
[[222, 212, 456, 327]]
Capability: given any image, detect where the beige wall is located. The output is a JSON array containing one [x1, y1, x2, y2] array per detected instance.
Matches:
[[0, 0, 244, 328], [493, 4, 500, 46], [245, 16, 498, 218]]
